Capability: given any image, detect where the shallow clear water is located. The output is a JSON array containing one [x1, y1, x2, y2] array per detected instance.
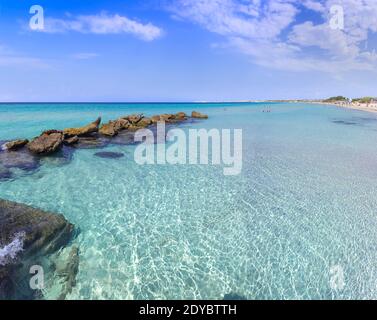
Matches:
[[1, 102, 377, 299]]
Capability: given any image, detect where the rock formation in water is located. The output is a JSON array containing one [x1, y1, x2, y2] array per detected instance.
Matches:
[[63, 117, 101, 137], [0, 111, 208, 174], [191, 111, 208, 119], [0, 199, 75, 300], [51, 245, 80, 300], [27, 131, 64, 155], [99, 118, 130, 137], [3, 139, 29, 151]]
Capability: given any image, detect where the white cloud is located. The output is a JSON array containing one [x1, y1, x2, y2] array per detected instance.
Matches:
[[42, 12, 163, 41], [169, 0, 377, 73]]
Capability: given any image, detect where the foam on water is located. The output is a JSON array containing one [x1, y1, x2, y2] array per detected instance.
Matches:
[[1, 103, 377, 299], [0, 232, 25, 266]]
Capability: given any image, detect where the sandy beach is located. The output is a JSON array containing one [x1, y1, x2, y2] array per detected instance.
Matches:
[[307, 101, 377, 114]]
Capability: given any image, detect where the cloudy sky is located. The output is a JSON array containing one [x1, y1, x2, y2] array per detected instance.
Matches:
[[0, 0, 376, 102]]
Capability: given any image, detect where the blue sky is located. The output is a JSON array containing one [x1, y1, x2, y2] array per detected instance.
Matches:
[[0, 0, 376, 102]]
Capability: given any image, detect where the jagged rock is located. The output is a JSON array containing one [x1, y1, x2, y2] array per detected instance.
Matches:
[[0, 199, 75, 300], [63, 136, 79, 146], [136, 117, 152, 128], [0, 149, 40, 171], [151, 114, 175, 124], [123, 114, 143, 125], [160, 114, 175, 121], [0, 166, 12, 180], [192, 111, 208, 119], [112, 118, 130, 131], [27, 132, 64, 155], [99, 119, 130, 137], [175, 112, 187, 120], [4, 139, 29, 151], [42, 130, 63, 135], [63, 117, 101, 137], [99, 123, 117, 137]]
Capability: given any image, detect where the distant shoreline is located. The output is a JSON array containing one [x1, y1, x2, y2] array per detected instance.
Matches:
[[1, 100, 377, 114]]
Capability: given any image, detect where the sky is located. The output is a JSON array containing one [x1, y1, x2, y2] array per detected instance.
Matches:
[[0, 0, 376, 102]]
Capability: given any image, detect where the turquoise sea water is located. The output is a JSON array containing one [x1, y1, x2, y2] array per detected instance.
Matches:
[[1, 102, 377, 299]]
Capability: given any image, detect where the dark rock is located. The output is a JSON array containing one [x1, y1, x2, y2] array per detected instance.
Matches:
[[27, 132, 64, 155], [191, 111, 208, 119], [63, 117, 101, 137], [0, 149, 40, 172], [99, 118, 130, 137], [0, 167, 12, 181], [3, 139, 29, 151], [135, 117, 152, 128], [0, 199, 75, 300], [63, 136, 79, 146], [94, 152, 125, 159]]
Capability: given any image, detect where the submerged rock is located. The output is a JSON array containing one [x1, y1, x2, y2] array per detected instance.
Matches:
[[63, 117, 101, 137], [94, 151, 125, 159], [175, 112, 187, 120], [223, 293, 248, 300], [51, 245, 80, 300], [0, 199, 75, 299], [191, 111, 208, 119], [27, 132, 64, 155], [0, 167, 12, 181], [4, 139, 29, 151]]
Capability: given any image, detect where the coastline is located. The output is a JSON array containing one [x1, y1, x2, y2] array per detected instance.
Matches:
[[280, 100, 377, 114], [313, 102, 377, 114]]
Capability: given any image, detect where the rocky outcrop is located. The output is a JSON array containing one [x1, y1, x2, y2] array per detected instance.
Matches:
[[63, 117, 101, 137], [4, 139, 29, 151], [0, 167, 12, 180], [0, 149, 40, 171], [27, 132, 64, 155], [94, 152, 125, 159], [151, 112, 188, 123], [63, 136, 79, 146], [0, 199, 75, 299], [123, 114, 143, 125], [192, 111, 208, 119]]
